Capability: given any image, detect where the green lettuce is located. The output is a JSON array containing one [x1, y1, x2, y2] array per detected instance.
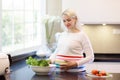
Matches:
[[26, 56, 49, 67]]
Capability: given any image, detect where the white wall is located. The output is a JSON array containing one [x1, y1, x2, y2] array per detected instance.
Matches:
[[46, 0, 61, 16], [62, 0, 120, 24]]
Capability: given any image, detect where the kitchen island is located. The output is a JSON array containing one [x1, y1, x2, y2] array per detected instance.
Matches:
[[2, 59, 120, 80]]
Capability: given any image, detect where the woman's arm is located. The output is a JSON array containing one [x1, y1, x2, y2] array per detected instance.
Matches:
[[76, 32, 94, 66]]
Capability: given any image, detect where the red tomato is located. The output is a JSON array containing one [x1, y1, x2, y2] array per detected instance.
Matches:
[[91, 69, 99, 75], [99, 71, 107, 76]]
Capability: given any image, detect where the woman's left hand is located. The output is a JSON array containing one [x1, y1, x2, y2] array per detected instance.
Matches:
[[60, 60, 77, 71]]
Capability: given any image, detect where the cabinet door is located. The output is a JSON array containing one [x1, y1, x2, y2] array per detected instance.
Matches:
[[62, 0, 120, 24]]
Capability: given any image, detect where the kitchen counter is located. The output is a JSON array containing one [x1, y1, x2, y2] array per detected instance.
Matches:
[[2, 59, 120, 80]]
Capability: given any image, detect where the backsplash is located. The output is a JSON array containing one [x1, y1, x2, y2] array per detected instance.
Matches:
[[82, 24, 120, 54]]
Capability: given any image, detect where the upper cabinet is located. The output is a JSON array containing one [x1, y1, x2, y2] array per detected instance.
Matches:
[[62, 0, 120, 24]]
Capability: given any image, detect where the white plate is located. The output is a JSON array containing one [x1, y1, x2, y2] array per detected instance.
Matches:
[[86, 73, 113, 78]]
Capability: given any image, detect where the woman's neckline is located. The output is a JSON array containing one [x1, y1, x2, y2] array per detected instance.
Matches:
[[68, 28, 80, 33], [65, 31, 82, 35]]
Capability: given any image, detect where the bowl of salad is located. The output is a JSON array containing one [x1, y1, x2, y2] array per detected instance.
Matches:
[[26, 56, 56, 75]]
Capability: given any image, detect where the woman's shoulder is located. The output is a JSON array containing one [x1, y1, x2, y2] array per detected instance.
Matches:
[[58, 31, 68, 36], [77, 30, 86, 36], [55, 32, 67, 41], [55, 32, 65, 37], [77, 31, 89, 40]]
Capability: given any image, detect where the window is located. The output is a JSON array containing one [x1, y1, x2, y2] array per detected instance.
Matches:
[[1, 0, 46, 56]]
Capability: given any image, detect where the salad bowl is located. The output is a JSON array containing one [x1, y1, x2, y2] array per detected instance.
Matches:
[[30, 64, 56, 75], [26, 56, 56, 75]]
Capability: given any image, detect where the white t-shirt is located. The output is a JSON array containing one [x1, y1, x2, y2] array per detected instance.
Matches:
[[49, 31, 94, 72]]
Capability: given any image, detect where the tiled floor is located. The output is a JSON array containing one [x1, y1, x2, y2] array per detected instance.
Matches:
[[85, 62, 120, 73]]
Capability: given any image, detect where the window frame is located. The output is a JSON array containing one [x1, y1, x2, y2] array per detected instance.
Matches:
[[0, 0, 46, 56]]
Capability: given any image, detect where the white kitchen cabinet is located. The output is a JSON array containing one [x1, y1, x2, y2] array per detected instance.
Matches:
[[62, 0, 120, 24]]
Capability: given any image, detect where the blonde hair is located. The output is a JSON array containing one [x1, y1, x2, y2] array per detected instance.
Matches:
[[62, 9, 77, 19], [61, 9, 82, 31]]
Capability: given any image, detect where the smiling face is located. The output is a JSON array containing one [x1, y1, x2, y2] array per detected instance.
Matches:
[[62, 15, 77, 30], [62, 9, 78, 32]]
